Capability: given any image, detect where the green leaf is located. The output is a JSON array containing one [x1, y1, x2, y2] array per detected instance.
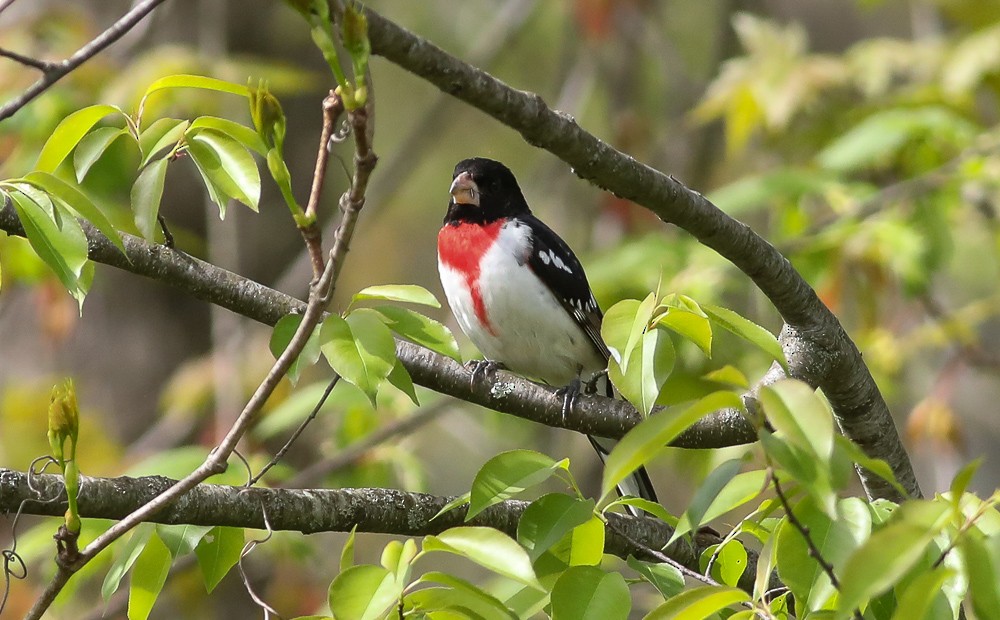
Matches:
[[603, 497, 677, 525], [760, 431, 837, 516], [833, 436, 907, 498], [189, 116, 267, 155], [760, 380, 833, 461], [517, 494, 595, 562], [35, 104, 123, 173], [600, 298, 641, 366], [468, 450, 567, 519], [373, 305, 461, 362], [891, 567, 955, 620], [328, 565, 400, 620], [962, 533, 1000, 619], [702, 365, 749, 389], [139, 118, 189, 166], [411, 572, 517, 620], [73, 126, 127, 183], [128, 532, 172, 620], [835, 521, 943, 620], [670, 458, 745, 545], [8, 189, 89, 304], [627, 556, 685, 599], [320, 310, 397, 404], [424, 527, 542, 589], [102, 523, 154, 601], [139, 74, 249, 114], [381, 538, 417, 585], [551, 566, 630, 620], [645, 585, 750, 619], [24, 171, 126, 254], [568, 516, 605, 567], [188, 128, 261, 212], [601, 391, 743, 503], [131, 157, 169, 240], [386, 360, 419, 405], [702, 304, 786, 371], [157, 523, 213, 558], [431, 492, 471, 521], [341, 526, 357, 573], [949, 457, 982, 502], [354, 284, 441, 308], [609, 327, 675, 416], [655, 309, 713, 356], [194, 526, 244, 593], [702, 539, 747, 587], [269, 313, 322, 385]]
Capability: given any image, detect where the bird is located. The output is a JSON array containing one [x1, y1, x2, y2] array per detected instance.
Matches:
[[436, 157, 658, 511]]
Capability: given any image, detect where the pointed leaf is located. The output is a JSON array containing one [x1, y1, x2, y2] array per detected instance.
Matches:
[[194, 526, 244, 593], [703, 304, 786, 370], [320, 310, 397, 404], [354, 284, 441, 308], [627, 556, 685, 599], [157, 523, 213, 558], [102, 523, 154, 601], [601, 391, 742, 502], [386, 360, 419, 405], [551, 566, 630, 620], [73, 126, 127, 182], [269, 312, 322, 384], [189, 116, 267, 155], [703, 365, 749, 389], [24, 171, 126, 254], [644, 585, 750, 619], [760, 380, 834, 461], [424, 527, 542, 589], [139, 118, 189, 166], [128, 532, 172, 620], [655, 308, 712, 356], [517, 494, 595, 562], [328, 565, 400, 620], [9, 189, 89, 301], [374, 305, 461, 362], [188, 128, 260, 211], [469, 450, 566, 519], [140, 74, 249, 112], [35, 104, 123, 172], [670, 458, 745, 545], [131, 157, 169, 240], [601, 299, 641, 365], [609, 327, 675, 416]]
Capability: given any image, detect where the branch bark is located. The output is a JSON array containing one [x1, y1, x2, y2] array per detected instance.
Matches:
[[350, 4, 919, 502], [0, 201, 757, 451], [0, 468, 760, 595]]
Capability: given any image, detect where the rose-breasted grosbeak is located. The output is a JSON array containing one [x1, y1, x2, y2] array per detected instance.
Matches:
[[437, 157, 658, 509]]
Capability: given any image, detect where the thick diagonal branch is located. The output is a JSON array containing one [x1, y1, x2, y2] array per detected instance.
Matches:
[[350, 5, 918, 502]]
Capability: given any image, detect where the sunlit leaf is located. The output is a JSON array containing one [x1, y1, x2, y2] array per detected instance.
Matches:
[[670, 458, 745, 545], [189, 116, 267, 155], [655, 308, 712, 356], [194, 526, 244, 593], [131, 157, 169, 240], [609, 327, 675, 416], [102, 523, 154, 602], [627, 556, 685, 599], [354, 284, 441, 308], [469, 450, 567, 519], [128, 532, 172, 620], [24, 171, 126, 254], [551, 566, 630, 620], [424, 527, 542, 589], [328, 565, 400, 620], [701, 539, 747, 587], [645, 585, 750, 619], [188, 128, 261, 212], [760, 380, 834, 461], [373, 305, 461, 362], [36, 104, 124, 173], [139, 118, 189, 166], [320, 309, 397, 404], [517, 494, 595, 562], [157, 523, 213, 558]]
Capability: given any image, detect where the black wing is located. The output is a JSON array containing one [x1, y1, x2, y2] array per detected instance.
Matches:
[[521, 214, 611, 363]]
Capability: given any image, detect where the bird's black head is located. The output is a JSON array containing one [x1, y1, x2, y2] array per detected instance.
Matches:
[[444, 157, 531, 225]]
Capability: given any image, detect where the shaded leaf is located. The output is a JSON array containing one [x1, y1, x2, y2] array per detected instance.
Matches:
[[627, 556, 685, 599], [36, 104, 123, 172], [354, 284, 441, 308], [102, 523, 154, 601], [24, 171, 126, 254], [517, 494, 595, 562], [670, 458, 746, 545], [157, 523, 212, 558], [760, 380, 834, 461], [128, 532, 172, 620], [374, 305, 461, 362], [194, 526, 244, 593], [645, 585, 750, 619], [268, 312, 322, 385], [703, 304, 786, 370], [469, 450, 566, 519], [189, 116, 267, 155], [131, 157, 169, 240], [74, 126, 127, 182], [551, 566, 630, 620], [139, 118, 189, 166], [320, 310, 397, 404]]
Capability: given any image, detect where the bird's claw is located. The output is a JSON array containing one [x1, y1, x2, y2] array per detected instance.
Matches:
[[583, 369, 610, 396], [555, 376, 582, 425], [466, 359, 505, 391]]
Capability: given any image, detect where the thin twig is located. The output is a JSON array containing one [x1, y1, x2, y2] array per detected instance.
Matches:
[[605, 520, 722, 588], [301, 92, 345, 278], [0, 47, 54, 72], [0, 0, 171, 121], [248, 375, 341, 486]]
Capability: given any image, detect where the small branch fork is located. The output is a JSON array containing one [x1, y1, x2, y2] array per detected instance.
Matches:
[[22, 88, 378, 619], [0, 0, 171, 122]]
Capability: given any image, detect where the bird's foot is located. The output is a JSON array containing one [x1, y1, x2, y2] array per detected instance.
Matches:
[[554, 376, 582, 425], [466, 359, 505, 391]]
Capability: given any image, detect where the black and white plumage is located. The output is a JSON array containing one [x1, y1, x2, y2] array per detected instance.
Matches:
[[436, 157, 657, 510]]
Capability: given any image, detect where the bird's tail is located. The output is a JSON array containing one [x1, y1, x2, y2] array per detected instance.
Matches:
[[588, 435, 659, 518]]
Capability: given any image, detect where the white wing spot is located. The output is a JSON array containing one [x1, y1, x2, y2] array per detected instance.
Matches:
[[538, 250, 551, 265]]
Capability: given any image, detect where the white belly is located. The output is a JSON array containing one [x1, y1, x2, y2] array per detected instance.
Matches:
[[438, 223, 604, 386]]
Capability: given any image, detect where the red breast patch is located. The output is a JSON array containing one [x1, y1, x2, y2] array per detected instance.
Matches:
[[438, 221, 503, 335]]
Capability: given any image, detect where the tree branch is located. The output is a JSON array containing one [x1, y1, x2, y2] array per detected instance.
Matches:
[[0, 468, 760, 595], [350, 4, 919, 502], [0, 0, 171, 122], [0, 201, 757, 451]]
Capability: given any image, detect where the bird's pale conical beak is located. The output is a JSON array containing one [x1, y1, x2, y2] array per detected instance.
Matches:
[[449, 171, 480, 207]]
